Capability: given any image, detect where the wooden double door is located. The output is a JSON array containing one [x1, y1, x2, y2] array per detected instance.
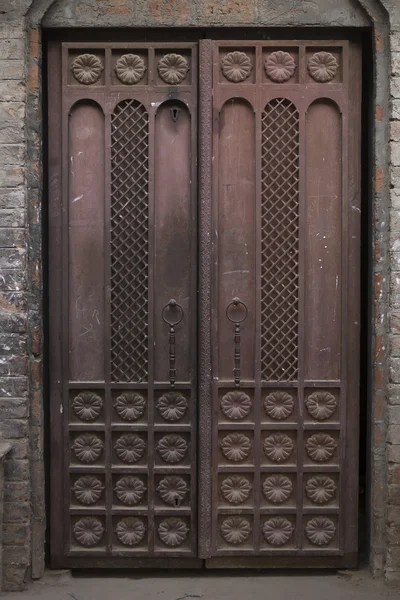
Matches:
[[48, 36, 361, 568]]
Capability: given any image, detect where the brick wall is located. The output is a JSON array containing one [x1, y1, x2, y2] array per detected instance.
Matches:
[[0, 0, 399, 592]]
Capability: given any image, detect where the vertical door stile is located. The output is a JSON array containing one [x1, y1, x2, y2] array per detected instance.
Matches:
[[147, 45, 156, 555], [198, 39, 213, 560], [104, 45, 113, 556], [297, 44, 307, 551], [253, 43, 263, 555]]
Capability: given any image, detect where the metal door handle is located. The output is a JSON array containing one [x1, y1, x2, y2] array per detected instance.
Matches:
[[226, 298, 248, 387], [162, 299, 184, 388]]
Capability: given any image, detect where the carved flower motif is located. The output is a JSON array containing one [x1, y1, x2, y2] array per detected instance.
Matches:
[[305, 517, 336, 546], [73, 517, 104, 547], [158, 518, 189, 547], [305, 391, 337, 421], [115, 517, 146, 546], [157, 476, 188, 506], [220, 391, 251, 420], [305, 433, 336, 462], [115, 434, 145, 464], [158, 53, 189, 85], [220, 433, 252, 463], [71, 53, 104, 85], [220, 475, 252, 505], [263, 433, 294, 463], [220, 516, 251, 545], [72, 434, 103, 463], [72, 392, 102, 421], [115, 54, 146, 85], [265, 51, 296, 83], [262, 475, 293, 503], [262, 517, 294, 546], [308, 51, 339, 83], [72, 476, 104, 505], [156, 392, 188, 421], [114, 392, 146, 421], [305, 475, 337, 504], [157, 434, 188, 464], [263, 391, 294, 420], [115, 476, 147, 505], [221, 51, 253, 83]]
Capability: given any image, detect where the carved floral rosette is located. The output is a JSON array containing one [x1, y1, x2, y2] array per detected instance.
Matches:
[[263, 433, 294, 463], [307, 51, 339, 83], [158, 518, 189, 547], [71, 53, 104, 85], [73, 517, 104, 547], [72, 475, 104, 505], [220, 433, 252, 463], [305, 433, 336, 462], [114, 434, 146, 464], [157, 476, 188, 506], [72, 433, 103, 463], [263, 391, 294, 420], [305, 475, 337, 504], [262, 517, 294, 546], [156, 392, 188, 421], [265, 51, 296, 83], [221, 51, 253, 83], [262, 475, 293, 504], [114, 476, 147, 506], [156, 434, 188, 464], [114, 392, 146, 421], [115, 517, 146, 546], [305, 517, 336, 546], [157, 53, 189, 84], [115, 54, 146, 85], [220, 516, 251, 545], [220, 475, 252, 505], [72, 392, 103, 421], [220, 390, 251, 420], [304, 391, 337, 421]]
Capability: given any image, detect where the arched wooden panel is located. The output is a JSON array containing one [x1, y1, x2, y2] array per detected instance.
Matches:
[[217, 98, 256, 381], [68, 100, 105, 381], [305, 99, 342, 381]]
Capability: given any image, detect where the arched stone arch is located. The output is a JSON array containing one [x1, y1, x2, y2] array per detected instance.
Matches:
[[19, 0, 398, 586]]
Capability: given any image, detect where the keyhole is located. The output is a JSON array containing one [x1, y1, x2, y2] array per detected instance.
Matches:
[[174, 496, 181, 507], [170, 107, 180, 122]]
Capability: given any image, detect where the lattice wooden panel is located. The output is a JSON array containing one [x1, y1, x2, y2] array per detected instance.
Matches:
[[111, 99, 149, 383], [261, 98, 299, 382]]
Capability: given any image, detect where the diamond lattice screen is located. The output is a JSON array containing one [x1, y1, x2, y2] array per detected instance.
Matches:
[[111, 100, 149, 382], [261, 98, 299, 381]]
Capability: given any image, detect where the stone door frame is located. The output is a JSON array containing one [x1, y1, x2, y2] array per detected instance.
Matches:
[[24, 0, 390, 580]]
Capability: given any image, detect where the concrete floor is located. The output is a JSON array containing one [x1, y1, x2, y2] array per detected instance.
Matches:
[[7, 567, 399, 600]]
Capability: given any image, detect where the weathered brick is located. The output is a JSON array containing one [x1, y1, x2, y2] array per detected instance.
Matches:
[[0, 310, 26, 333], [3, 523, 30, 546], [0, 419, 27, 439], [3, 502, 30, 523], [0, 291, 26, 313], [0, 271, 26, 292], [9, 438, 29, 459], [389, 405, 400, 424], [0, 25, 24, 40], [390, 358, 400, 383], [388, 444, 400, 463], [0, 61, 25, 80], [0, 165, 24, 187], [0, 187, 24, 209], [0, 377, 27, 398], [0, 248, 25, 269], [0, 208, 25, 227], [391, 77, 400, 99], [4, 459, 29, 482], [0, 102, 25, 121], [0, 39, 24, 60], [2, 545, 30, 566], [4, 481, 29, 503], [2, 566, 27, 592], [0, 228, 25, 248], [0, 80, 25, 102], [0, 398, 27, 419], [0, 144, 25, 165], [391, 141, 400, 166]]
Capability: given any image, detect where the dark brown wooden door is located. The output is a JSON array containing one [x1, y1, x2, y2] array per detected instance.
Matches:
[[48, 37, 361, 569]]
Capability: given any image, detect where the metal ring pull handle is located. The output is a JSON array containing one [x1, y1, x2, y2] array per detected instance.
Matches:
[[162, 299, 184, 388], [226, 298, 248, 387]]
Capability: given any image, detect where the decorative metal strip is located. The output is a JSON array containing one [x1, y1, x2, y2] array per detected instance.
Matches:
[[110, 99, 149, 382], [226, 297, 248, 387], [261, 98, 299, 381], [162, 299, 184, 388]]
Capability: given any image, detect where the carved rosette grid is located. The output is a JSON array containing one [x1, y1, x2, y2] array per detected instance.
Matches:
[[220, 51, 253, 83], [308, 51, 339, 82], [157, 53, 189, 84], [261, 99, 299, 381], [71, 53, 104, 85], [265, 51, 296, 83], [115, 54, 146, 85], [72, 391, 103, 421], [111, 100, 149, 383]]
